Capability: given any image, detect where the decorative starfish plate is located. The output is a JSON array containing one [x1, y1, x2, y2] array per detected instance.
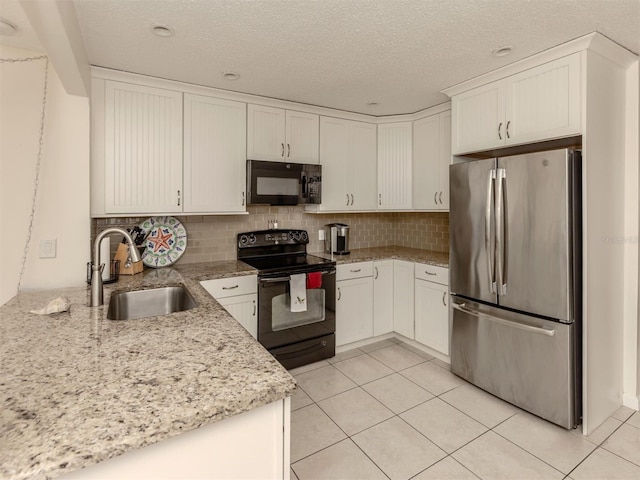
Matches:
[[138, 216, 187, 268]]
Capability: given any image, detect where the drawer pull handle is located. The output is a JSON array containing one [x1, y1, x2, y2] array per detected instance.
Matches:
[[374, 266, 378, 279], [252, 300, 256, 316], [350, 268, 362, 273], [222, 285, 239, 290], [425, 270, 437, 276], [498, 122, 503, 140]]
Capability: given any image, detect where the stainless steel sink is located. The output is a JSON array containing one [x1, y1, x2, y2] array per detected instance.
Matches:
[[107, 286, 197, 320]]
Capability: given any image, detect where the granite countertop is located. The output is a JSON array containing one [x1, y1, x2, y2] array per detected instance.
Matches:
[[311, 246, 449, 268], [0, 261, 295, 480]]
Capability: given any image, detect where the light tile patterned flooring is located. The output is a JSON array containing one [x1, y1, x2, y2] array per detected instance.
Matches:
[[289, 338, 640, 480]]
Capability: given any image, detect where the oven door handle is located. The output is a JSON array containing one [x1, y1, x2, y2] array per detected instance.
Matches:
[[260, 269, 336, 284]]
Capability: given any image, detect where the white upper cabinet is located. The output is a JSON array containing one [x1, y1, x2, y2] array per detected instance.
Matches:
[[247, 105, 319, 163], [104, 81, 183, 214], [377, 122, 413, 210], [413, 110, 451, 210], [451, 53, 581, 155], [310, 117, 376, 212], [183, 94, 247, 213]]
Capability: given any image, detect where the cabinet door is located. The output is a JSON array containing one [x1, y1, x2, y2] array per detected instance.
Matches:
[[373, 260, 394, 336], [415, 280, 449, 355], [285, 110, 319, 163], [377, 122, 413, 210], [438, 110, 452, 210], [451, 81, 505, 155], [318, 116, 350, 210], [184, 94, 247, 213], [217, 294, 258, 339], [393, 260, 414, 339], [104, 81, 183, 214], [505, 54, 581, 146], [336, 277, 373, 346], [349, 121, 378, 210], [247, 104, 286, 161], [413, 114, 441, 210]]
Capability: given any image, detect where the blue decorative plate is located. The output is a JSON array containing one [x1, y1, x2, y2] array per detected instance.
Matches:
[[138, 216, 187, 268]]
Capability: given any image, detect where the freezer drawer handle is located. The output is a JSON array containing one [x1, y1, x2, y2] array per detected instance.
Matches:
[[452, 303, 555, 337]]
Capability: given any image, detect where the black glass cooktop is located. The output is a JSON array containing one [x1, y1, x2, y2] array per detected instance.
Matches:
[[241, 254, 335, 275]]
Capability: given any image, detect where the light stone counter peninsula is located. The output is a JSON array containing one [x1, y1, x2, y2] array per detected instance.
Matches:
[[0, 261, 296, 480], [311, 246, 449, 268]]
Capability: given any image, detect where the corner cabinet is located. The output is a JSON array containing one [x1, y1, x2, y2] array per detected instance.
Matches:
[[200, 276, 258, 339], [184, 94, 247, 213], [392, 260, 415, 339], [451, 53, 581, 154], [414, 264, 449, 356], [103, 81, 184, 214], [413, 110, 451, 210], [377, 122, 413, 210], [247, 105, 319, 163], [310, 117, 377, 212], [373, 260, 394, 336]]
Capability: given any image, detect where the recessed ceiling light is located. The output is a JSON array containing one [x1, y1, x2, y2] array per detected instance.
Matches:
[[222, 71, 240, 81], [366, 101, 380, 107], [0, 19, 17, 36], [492, 46, 513, 58], [151, 24, 174, 37]]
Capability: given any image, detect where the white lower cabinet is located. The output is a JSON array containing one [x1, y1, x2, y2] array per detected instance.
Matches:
[[393, 260, 415, 339], [373, 260, 394, 336], [336, 262, 374, 346], [200, 276, 258, 339], [414, 264, 449, 355], [62, 398, 290, 480]]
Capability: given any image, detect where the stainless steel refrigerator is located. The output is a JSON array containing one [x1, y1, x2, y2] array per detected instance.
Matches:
[[449, 148, 582, 429]]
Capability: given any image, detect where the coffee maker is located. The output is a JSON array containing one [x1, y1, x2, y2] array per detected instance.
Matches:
[[324, 223, 350, 255]]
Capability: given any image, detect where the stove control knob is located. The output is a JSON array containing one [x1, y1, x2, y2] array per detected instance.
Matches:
[[301, 232, 308, 242], [248, 234, 256, 244], [294, 231, 301, 241], [288, 231, 294, 240], [239, 234, 249, 246]]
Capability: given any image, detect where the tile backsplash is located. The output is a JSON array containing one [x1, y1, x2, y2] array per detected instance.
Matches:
[[93, 206, 449, 265]]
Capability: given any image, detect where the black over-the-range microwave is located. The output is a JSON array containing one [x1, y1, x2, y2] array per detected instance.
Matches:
[[246, 159, 322, 206]]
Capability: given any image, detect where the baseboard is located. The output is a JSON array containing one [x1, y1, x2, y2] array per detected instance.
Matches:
[[622, 393, 640, 411]]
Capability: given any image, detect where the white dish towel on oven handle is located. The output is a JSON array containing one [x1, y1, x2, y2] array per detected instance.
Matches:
[[290, 273, 307, 312]]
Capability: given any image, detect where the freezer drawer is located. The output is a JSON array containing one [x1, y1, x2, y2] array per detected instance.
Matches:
[[450, 297, 579, 429]]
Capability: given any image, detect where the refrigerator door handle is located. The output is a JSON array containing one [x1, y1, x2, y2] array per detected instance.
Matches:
[[452, 302, 556, 337], [486, 170, 497, 293], [495, 168, 507, 296]]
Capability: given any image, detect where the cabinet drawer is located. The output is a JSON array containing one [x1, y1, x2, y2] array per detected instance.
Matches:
[[337, 262, 374, 281], [200, 275, 257, 299], [415, 263, 448, 285]]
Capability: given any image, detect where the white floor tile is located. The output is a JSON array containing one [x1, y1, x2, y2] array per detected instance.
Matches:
[[494, 410, 596, 474], [289, 360, 330, 376], [294, 365, 356, 402], [362, 372, 433, 414], [627, 411, 640, 429], [290, 466, 299, 480], [612, 406, 635, 422], [452, 431, 564, 479], [397, 342, 435, 360], [400, 361, 464, 396], [359, 338, 397, 352], [400, 398, 487, 453], [292, 439, 388, 480], [602, 423, 640, 466], [570, 447, 640, 480], [291, 387, 314, 411], [318, 387, 394, 436], [413, 456, 480, 480], [327, 347, 364, 364], [332, 354, 393, 385], [368, 344, 427, 371], [440, 383, 519, 428], [577, 416, 623, 446], [290, 404, 347, 463], [352, 416, 446, 480]]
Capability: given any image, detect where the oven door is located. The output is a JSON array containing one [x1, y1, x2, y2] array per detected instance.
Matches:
[[258, 267, 336, 350]]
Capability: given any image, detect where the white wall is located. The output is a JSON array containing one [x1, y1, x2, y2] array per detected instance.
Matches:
[[0, 45, 90, 305]]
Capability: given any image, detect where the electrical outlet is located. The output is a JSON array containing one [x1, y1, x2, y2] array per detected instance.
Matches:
[[318, 229, 325, 241], [39, 238, 57, 259]]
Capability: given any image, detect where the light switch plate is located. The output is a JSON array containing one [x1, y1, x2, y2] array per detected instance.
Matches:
[[39, 238, 57, 258]]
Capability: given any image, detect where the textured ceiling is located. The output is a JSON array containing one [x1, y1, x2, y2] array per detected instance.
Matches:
[[2, 0, 639, 115]]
